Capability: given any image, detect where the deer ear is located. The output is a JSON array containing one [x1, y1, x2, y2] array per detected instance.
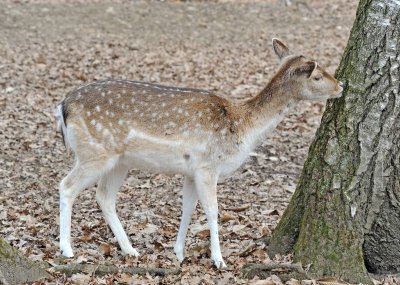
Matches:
[[272, 38, 290, 60], [306, 61, 318, 77], [295, 61, 318, 77]]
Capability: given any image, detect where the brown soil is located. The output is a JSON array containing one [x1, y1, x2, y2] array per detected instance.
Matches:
[[0, 0, 377, 284]]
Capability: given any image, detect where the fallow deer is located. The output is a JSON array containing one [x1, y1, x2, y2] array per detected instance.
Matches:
[[56, 39, 343, 268]]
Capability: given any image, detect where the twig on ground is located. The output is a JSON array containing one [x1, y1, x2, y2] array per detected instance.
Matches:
[[242, 262, 312, 281], [50, 263, 181, 277]]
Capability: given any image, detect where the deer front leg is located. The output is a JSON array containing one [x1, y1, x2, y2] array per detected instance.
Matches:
[[194, 168, 226, 269], [174, 176, 198, 262]]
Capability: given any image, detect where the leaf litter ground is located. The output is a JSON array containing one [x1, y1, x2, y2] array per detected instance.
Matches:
[[0, 0, 398, 284]]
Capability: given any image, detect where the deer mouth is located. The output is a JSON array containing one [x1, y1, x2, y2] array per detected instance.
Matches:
[[330, 91, 343, 99], [330, 85, 344, 98]]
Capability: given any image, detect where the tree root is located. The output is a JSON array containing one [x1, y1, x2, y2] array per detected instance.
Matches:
[[242, 262, 312, 282], [51, 263, 181, 277]]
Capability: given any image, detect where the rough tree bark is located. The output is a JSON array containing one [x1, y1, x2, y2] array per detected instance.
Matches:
[[267, 0, 400, 283], [0, 238, 49, 284]]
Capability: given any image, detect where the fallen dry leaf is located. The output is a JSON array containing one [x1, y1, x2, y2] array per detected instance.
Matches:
[[70, 273, 91, 284], [286, 278, 302, 285], [76, 255, 88, 264], [225, 204, 251, 212], [236, 242, 257, 257], [302, 280, 317, 285], [221, 212, 236, 222], [251, 280, 277, 285], [99, 243, 112, 257]]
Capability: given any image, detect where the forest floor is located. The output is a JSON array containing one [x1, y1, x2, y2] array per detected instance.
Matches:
[[1, 0, 397, 284]]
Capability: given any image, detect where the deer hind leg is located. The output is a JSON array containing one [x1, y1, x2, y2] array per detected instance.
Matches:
[[174, 176, 198, 262], [59, 158, 114, 257], [96, 165, 139, 257], [194, 169, 226, 269]]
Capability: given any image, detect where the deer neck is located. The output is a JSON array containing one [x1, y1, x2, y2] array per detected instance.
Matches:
[[239, 80, 297, 148]]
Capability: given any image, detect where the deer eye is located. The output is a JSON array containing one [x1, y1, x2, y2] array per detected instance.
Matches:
[[313, 75, 322, 81]]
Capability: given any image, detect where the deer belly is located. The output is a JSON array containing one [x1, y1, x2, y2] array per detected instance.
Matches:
[[122, 150, 189, 174], [123, 133, 204, 175]]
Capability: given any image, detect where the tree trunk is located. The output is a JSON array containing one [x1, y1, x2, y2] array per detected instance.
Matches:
[[268, 0, 400, 283], [0, 238, 49, 284]]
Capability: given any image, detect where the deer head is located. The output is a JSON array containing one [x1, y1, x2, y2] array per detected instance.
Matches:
[[272, 38, 344, 101]]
